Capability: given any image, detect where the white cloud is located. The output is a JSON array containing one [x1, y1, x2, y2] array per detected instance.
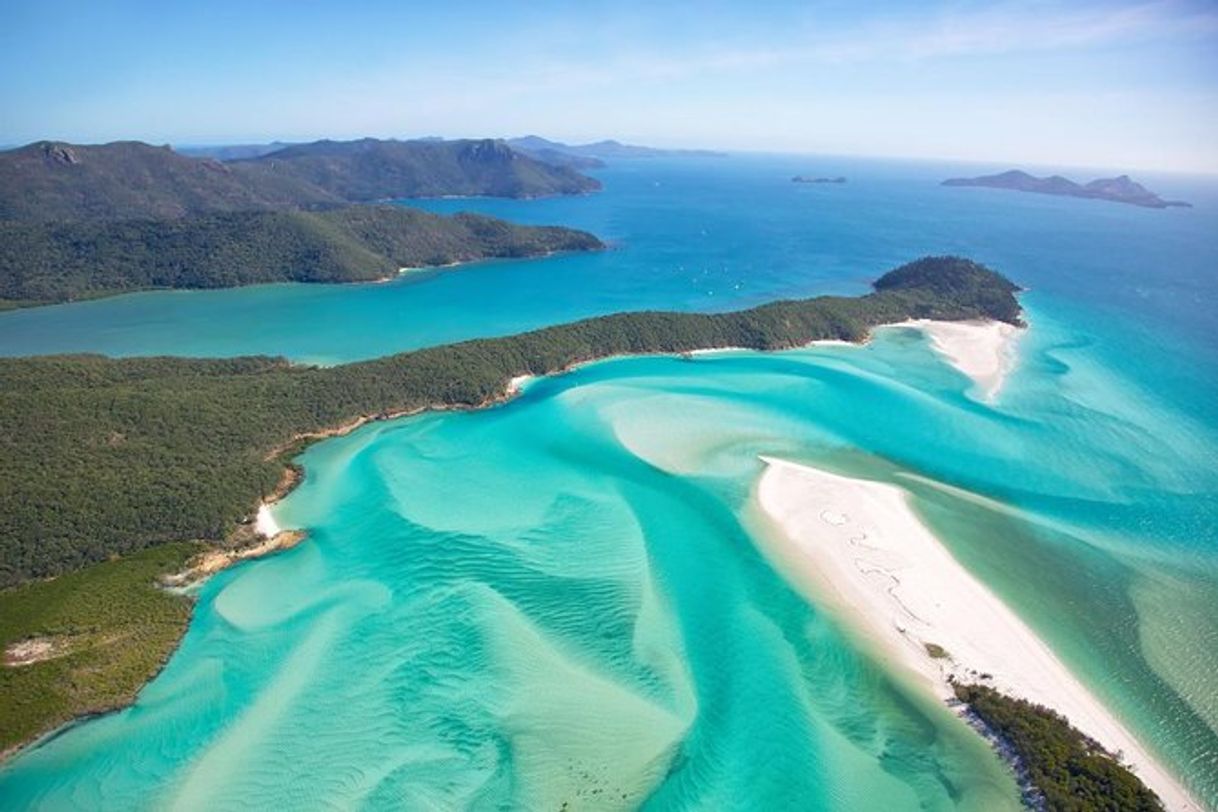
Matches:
[[486, 0, 1218, 91]]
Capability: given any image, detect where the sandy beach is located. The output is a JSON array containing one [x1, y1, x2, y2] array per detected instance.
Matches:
[[687, 338, 861, 357], [753, 457, 1198, 811], [255, 504, 282, 538], [885, 319, 1022, 401], [507, 374, 535, 396]]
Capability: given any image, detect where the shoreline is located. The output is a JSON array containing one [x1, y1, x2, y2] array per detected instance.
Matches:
[[148, 315, 1028, 593], [882, 318, 1023, 401], [752, 456, 1199, 811]]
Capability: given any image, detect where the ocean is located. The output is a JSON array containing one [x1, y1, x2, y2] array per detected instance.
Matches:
[[1, 154, 1215, 809]]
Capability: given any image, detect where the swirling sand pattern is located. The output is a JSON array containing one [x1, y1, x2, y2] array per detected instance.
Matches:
[[2, 308, 1216, 809]]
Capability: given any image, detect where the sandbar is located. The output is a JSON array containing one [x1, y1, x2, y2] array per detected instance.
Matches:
[[753, 456, 1197, 810]]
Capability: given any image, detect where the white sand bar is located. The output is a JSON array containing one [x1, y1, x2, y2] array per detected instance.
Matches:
[[886, 319, 1022, 401], [755, 457, 1198, 810], [254, 504, 282, 539]]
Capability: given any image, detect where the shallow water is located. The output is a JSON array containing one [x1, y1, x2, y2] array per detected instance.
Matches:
[[1, 155, 1216, 809]]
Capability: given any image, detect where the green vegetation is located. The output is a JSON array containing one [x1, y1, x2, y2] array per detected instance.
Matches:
[[954, 683, 1164, 811], [0, 542, 200, 755], [924, 642, 949, 659], [0, 138, 604, 306], [0, 141, 335, 221], [0, 206, 603, 304], [0, 256, 1018, 586], [0, 138, 599, 222], [873, 254, 1023, 325]]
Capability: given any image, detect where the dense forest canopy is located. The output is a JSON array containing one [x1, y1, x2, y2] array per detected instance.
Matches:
[[0, 207, 603, 305], [955, 684, 1164, 811]]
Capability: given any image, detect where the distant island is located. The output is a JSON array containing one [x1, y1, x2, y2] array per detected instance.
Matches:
[[506, 135, 725, 162], [0, 139, 604, 307], [175, 141, 295, 161], [942, 169, 1191, 209], [792, 175, 846, 184]]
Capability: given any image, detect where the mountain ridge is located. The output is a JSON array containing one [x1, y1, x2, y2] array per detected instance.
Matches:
[[0, 138, 601, 222], [507, 135, 725, 160]]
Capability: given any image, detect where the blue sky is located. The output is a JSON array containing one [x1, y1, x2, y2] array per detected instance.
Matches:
[[3, 0, 1216, 172]]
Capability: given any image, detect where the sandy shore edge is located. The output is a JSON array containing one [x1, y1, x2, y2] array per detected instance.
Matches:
[[753, 456, 1199, 811], [882, 319, 1023, 401]]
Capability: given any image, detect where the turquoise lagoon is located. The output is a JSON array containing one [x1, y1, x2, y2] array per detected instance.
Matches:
[[1, 155, 1215, 809]]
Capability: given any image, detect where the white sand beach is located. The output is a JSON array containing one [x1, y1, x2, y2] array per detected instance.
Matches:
[[255, 504, 282, 539], [886, 319, 1022, 401], [507, 374, 535, 396], [688, 338, 861, 357], [753, 457, 1198, 811]]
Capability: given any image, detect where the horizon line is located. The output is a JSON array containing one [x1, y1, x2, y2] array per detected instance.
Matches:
[[2, 134, 1215, 178]]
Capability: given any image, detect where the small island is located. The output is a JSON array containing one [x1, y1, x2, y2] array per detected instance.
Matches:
[[942, 169, 1191, 209], [792, 175, 846, 184]]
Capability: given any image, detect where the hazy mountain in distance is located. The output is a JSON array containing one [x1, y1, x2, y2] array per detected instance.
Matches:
[[176, 142, 296, 161], [942, 169, 1191, 209], [507, 135, 725, 161]]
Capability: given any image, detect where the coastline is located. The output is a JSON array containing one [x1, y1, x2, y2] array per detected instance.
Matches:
[[751, 457, 1199, 811], [882, 318, 1023, 401]]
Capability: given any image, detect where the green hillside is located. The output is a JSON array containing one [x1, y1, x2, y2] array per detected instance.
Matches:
[[0, 141, 336, 222], [0, 206, 604, 305], [0, 138, 600, 224]]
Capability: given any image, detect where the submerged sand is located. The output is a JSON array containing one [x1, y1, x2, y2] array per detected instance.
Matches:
[[753, 457, 1198, 811]]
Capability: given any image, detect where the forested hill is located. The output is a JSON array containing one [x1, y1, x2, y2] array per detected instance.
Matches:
[[233, 138, 602, 201], [0, 256, 1020, 587], [0, 206, 604, 306], [0, 138, 601, 222], [0, 141, 337, 221], [0, 138, 604, 307]]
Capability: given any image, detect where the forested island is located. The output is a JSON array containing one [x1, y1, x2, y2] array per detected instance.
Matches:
[[942, 170, 1191, 209], [0, 139, 604, 307], [0, 207, 602, 305]]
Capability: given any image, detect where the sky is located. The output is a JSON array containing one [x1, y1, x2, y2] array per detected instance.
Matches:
[[2, 0, 1216, 172]]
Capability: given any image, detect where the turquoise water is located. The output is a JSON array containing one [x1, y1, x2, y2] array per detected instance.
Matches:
[[1, 155, 1216, 809]]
